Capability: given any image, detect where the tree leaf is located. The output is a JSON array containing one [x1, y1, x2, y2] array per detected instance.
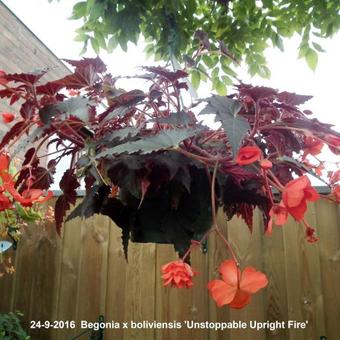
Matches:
[[191, 70, 200, 89], [96, 128, 198, 157], [199, 95, 249, 156], [91, 37, 100, 54], [305, 48, 318, 71]]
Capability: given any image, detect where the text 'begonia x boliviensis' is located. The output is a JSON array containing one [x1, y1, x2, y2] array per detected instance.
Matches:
[[161, 260, 197, 288], [207, 260, 268, 309]]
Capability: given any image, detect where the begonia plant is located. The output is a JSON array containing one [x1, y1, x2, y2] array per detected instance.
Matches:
[[0, 57, 339, 308]]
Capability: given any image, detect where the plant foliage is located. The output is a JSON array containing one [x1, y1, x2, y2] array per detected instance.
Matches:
[[0, 58, 339, 260]]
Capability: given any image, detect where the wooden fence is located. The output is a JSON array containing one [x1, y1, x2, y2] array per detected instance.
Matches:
[[0, 200, 339, 340]]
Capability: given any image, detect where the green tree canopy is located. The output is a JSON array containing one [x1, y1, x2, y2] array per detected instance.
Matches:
[[53, 0, 340, 91]]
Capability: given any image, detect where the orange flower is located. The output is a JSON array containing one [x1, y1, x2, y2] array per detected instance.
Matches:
[[282, 175, 319, 221], [260, 159, 272, 170], [302, 136, 323, 159], [1, 112, 15, 123], [3, 185, 53, 207], [161, 260, 197, 288], [266, 202, 288, 234], [236, 146, 262, 165], [207, 260, 268, 309], [0, 193, 11, 211], [0, 153, 10, 172]]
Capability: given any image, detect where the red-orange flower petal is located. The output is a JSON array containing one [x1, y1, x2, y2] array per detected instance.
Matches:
[[3, 182, 53, 207], [1, 112, 15, 123], [282, 175, 319, 221], [0, 153, 10, 172], [302, 136, 323, 159], [269, 202, 288, 226], [240, 267, 269, 293], [207, 280, 237, 307], [228, 290, 251, 309], [236, 146, 262, 165], [207, 260, 268, 309], [0, 193, 11, 211], [161, 260, 197, 288], [219, 260, 239, 286], [260, 159, 272, 170]]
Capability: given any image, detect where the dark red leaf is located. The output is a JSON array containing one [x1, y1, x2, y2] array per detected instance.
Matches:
[[0, 121, 27, 149], [55, 169, 80, 234], [20, 101, 35, 119], [30, 166, 56, 190], [53, 67, 99, 89], [36, 82, 64, 95], [63, 57, 107, 73], [237, 84, 277, 101], [277, 91, 313, 105], [5, 71, 46, 84], [15, 148, 39, 189]]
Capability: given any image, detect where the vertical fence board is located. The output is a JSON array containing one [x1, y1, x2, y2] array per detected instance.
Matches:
[[54, 217, 82, 340], [75, 215, 110, 328], [104, 220, 128, 340], [314, 200, 340, 340], [262, 222, 289, 340], [208, 210, 231, 340]]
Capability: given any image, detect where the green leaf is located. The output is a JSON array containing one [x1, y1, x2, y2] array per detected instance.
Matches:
[[86, 0, 95, 16], [257, 65, 271, 79], [213, 78, 227, 96], [305, 48, 318, 70], [202, 55, 217, 68], [221, 64, 237, 78], [91, 37, 100, 54], [199, 95, 250, 156], [96, 128, 199, 157], [108, 36, 118, 53], [16, 204, 42, 222], [73, 34, 88, 42], [95, 31, 106, 49], [191, 70, 200, 89], [70, 2, 87, 19], [312, 42, 325, 52]]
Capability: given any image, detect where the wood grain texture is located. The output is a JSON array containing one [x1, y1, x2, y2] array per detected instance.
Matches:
[[0, 201, 339, 340]]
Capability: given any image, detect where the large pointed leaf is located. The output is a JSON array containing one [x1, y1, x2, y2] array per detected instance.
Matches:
[[96, 128, 198, 157], [151, 111, 194, 126], [39, 97, 90, 124], [199, 95, 249, 156]]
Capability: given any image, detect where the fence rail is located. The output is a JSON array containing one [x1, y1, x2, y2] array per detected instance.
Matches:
[[0, 200, 339, 340]]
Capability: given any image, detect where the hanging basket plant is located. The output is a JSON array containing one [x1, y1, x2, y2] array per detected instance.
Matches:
[[0, 58, 339, 308]]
